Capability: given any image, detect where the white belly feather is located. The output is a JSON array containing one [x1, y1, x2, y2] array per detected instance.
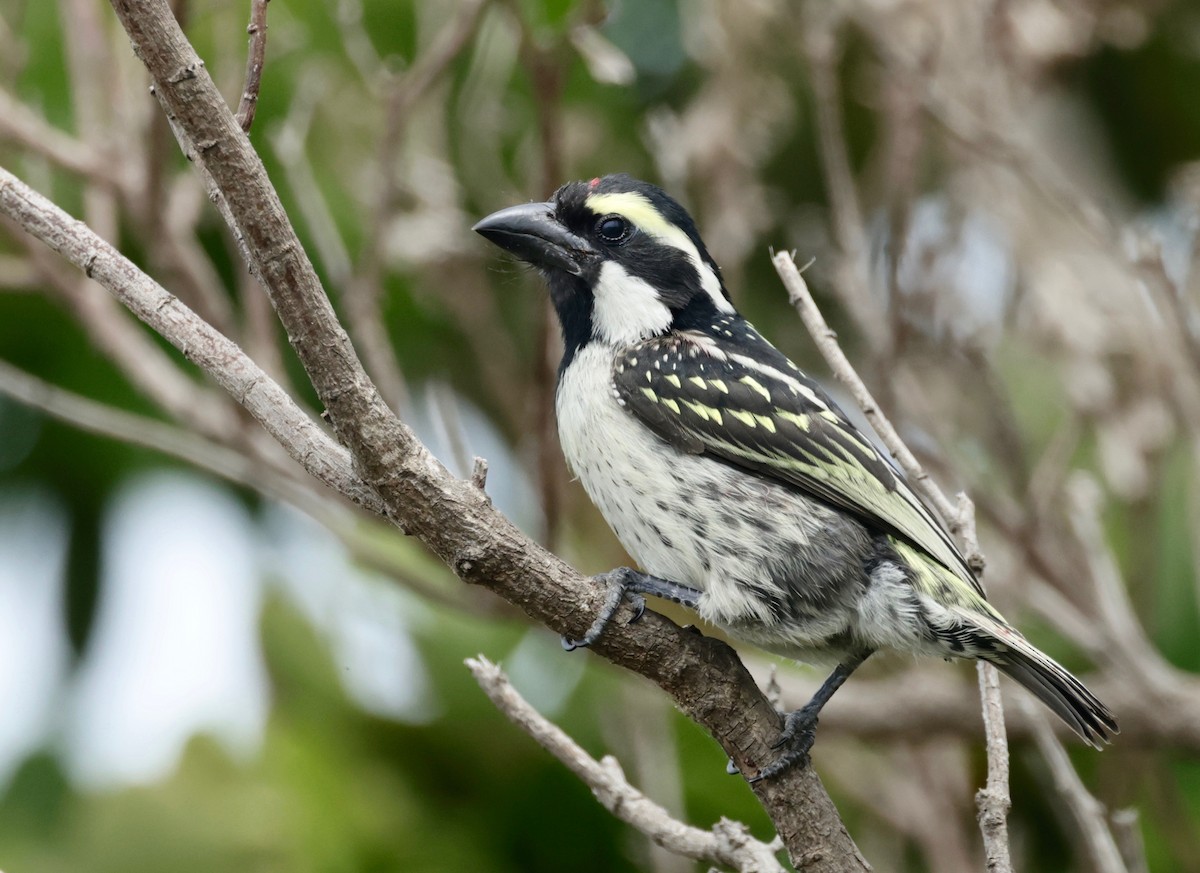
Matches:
[[556, 344, 870, 657]]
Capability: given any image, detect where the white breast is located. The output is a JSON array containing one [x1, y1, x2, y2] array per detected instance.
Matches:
[[555, 344, 852, 651], [557, 344, 699, 579]]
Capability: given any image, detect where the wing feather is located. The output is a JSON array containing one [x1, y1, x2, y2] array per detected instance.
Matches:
[[612, 328, 982, 595]]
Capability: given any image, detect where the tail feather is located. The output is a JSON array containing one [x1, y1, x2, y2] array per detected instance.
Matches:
[[951, 608, 1119, 746], [989, 646, 1118, 747]]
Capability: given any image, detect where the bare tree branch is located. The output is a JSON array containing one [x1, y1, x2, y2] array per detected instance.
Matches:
[[0, 166, 382, 513], [772, 250, 1011, 870], [92, 3, 872, 867], [0, 85, 116, 184], [1022, 699, 1127, 873], [235, 0, 270, 132], [976, 661, 1013, 873], [1111, 808, 1149, 873], [344, 0, 491, 415], [467, 655, 786, 873]]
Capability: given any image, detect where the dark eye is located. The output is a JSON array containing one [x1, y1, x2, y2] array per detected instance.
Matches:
[[596, 214, 633, 244]]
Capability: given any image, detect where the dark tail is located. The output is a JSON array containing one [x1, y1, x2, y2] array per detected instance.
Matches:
[[955, 607, 1118, 746], [989, 645, 1118, 747]]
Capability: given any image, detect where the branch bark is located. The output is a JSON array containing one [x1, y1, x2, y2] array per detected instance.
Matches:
[[467, 656, 786, 873], [85, 2, 869, 867]]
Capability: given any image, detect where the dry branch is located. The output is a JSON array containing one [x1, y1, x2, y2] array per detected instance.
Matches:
[[0, 166, 380, 513], [236, 0, 271, 132], [92, 2, 870, 867], [772, 250, 1012, 870], [467, 656, 786, 873]]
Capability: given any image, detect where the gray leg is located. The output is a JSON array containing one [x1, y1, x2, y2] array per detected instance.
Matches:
[[749, 650, 872, 783], [562, 567, 702, 650]]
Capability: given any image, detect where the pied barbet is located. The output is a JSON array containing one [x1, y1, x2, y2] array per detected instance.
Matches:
[[474, 174, 1117, 780]]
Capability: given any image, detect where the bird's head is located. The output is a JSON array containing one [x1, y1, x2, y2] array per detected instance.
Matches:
[[474, 175, 734, 358]]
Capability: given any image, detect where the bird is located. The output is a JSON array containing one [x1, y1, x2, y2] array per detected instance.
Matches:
[[473, 173, 1117, 780]]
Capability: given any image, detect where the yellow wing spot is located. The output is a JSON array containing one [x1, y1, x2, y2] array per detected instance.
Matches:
[[683, 400, 724, 425], [662, 398, 681, 414], [754, 415, 777, 433], [709, 379, 729, 394], [645, 371, 653, 383], [819, 409, 840, 423], [775, 410, 810, 431], [729, 409, 756, 428], [739, 375, 771, 402], [688, 376, 706, 390], [664, 373, 682, 388], [641, 387, 657, 402]]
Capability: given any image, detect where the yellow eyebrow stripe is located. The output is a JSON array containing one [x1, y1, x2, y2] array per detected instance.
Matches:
[[585, 191, 696, 256]]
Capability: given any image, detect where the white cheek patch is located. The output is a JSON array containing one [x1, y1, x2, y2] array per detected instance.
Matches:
[[587, 191, 734, 314], [592, 260, 673, 346], [693, 259, 730, 312]]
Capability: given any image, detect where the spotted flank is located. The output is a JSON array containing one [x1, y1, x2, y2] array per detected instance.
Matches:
[[612, 326, 983, 596]]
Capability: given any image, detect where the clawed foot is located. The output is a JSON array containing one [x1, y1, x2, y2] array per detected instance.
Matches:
[[561, 568, 648, 651], [561, 567, 702, 650], [748, 705, 820, 783]]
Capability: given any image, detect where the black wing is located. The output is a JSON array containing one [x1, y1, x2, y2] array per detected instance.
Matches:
[[612, 325, 981, 595]]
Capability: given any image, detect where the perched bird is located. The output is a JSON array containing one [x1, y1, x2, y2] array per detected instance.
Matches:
[[474, 174, 1117, 779]]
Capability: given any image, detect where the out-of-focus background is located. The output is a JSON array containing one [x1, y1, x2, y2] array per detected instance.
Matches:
[[1, 0, 1198, 870]]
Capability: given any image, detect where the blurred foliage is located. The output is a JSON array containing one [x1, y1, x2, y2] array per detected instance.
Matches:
[[2, 0, 1200, 871]]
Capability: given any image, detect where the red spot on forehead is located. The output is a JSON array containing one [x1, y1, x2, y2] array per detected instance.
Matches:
[[588, 177, 601, 190]]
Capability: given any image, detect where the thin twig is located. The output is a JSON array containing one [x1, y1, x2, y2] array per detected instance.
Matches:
[[0, 357, 308, 508], [0, 359, 471, 612], [513, 5, 568, 548], [976, 661, 1013, 873], [1022, 699, 1128, 873], [235, 0, 271, 132], [3, 218, 238, 439], [0, 85, 115, 184], [0, 164, 383, 514], [773, 249, 1011, 870], [466, 655, 786, 873], [1065, 473, 1168, 681], [1110, 808, 1149, 873], [345, 0, 490, 414], [752, 657, 1200, 750], [470, 456, 488, 491], [800, 7, 885, 351], [772, 251, 975, 555]]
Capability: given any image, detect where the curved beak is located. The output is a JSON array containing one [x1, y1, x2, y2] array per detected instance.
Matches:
[[473, 201, 596, 276]]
